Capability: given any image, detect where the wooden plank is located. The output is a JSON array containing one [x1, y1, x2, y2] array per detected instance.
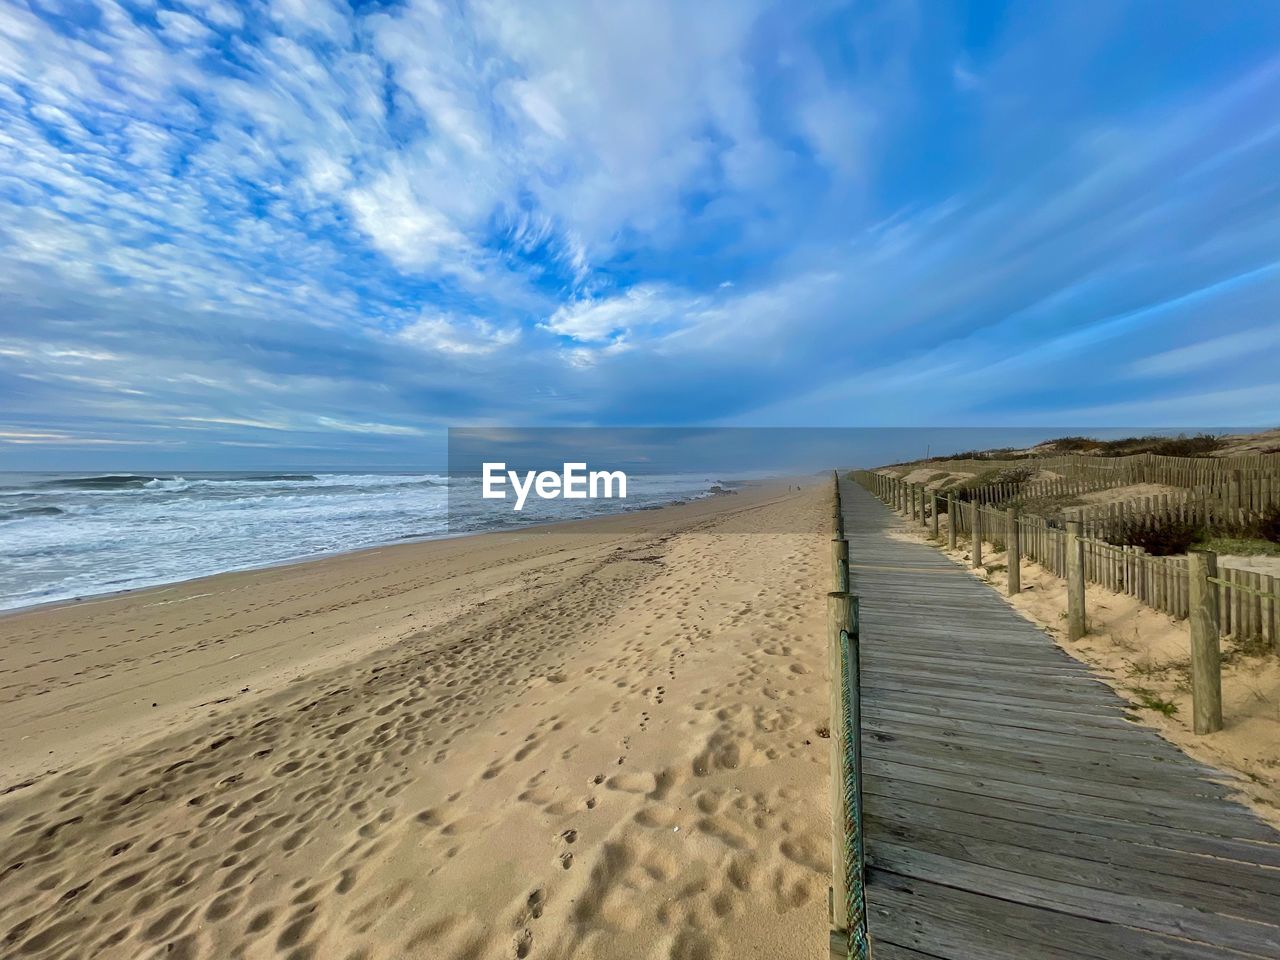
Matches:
[[861, 700, 1175, 749], [864, 756, 1273, 841], [861, 713, 1230, 776], [862, 671, 1126, 710], [863, 777, 1280, 870], [871, 842, 1280, 956], [866, 874, 1252, 960], [859, 688, 1142, 731], [865, 742, 1244, 816], [865, 649, 1107, 682], [862, 944, 945, 960], [864, 727, 1235, 795], [867, 798, 1280, 899]]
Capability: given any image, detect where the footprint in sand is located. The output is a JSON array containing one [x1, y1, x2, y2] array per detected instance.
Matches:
[[558, 829, 576, 869], [515, 927, 533, 958]]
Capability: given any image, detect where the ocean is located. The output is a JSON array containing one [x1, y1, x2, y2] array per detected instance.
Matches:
[[0, 471, 734, 612]]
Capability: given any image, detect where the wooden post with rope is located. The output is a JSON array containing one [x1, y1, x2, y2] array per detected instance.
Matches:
[[1007, 507, 1021, 596], [1066, 518, 1086, 641], [1187, 551, 1223, 735]]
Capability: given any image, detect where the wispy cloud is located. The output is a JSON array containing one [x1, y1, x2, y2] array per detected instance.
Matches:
[[1, 2, 1279, 466]]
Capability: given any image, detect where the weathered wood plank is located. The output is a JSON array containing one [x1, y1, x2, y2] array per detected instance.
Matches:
[[861, 713, 1231, 777], [863, 777, 1280, 870], [866, 752, 1273, 841], [873, 841, 1280, 954], [864, 727, 1235, 794], [867, 801, 1280, 905], [866, 873, 1262, 960], [862, 672, 1126, 711], [861, 702, 1192, 751], [868, 816, 1280, 931]]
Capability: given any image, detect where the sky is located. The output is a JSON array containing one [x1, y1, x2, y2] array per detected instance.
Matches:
[[2, 0, 1279, 469]]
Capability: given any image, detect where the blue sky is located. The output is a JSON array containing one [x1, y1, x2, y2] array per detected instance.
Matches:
[[1, 0, 1279, 468]]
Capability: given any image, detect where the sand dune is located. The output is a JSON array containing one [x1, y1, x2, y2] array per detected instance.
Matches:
[[0, 485, 829, 960]]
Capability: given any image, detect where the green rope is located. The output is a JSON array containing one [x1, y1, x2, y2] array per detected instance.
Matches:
[[1207, 576, 1279, 599], [840, 602, 871, 960]]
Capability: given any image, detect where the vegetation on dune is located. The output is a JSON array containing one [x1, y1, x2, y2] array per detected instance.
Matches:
[[1258, 505, 1280, 544], [1023, 433, 1227, 458], [923, 447, 1033, 463], [895, 432, 1235, 469], [1103, 516, 1201, 556], [1198, 537, 1280, 558], [946, 465, 1036, 502], [1102, 506, 1280, 556], [1126, 685, 1179, 717]]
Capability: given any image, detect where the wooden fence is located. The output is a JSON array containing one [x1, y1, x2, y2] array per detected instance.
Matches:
[[855, 468, 1280, 734], [856, 470, 1279, 651], [890, 449, 1280, 485], [1070, 483, 1279, 540], [884, 451, 1280, 525], [828, 474, 868, 960]]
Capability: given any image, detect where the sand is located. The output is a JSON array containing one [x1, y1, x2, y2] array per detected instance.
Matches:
[[887, 516, 1280, 829], [1217, 427, 1280, 457], [0, 485, 832, 960], [1073, 481, 1182, 504]]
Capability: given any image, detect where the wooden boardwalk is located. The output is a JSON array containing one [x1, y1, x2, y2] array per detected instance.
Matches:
[[839, 479, 1280, 960]]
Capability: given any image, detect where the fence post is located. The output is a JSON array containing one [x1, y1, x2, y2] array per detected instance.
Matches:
[[1066, 519, 1086, 641], [931, 494, 940, 540], [841, 596, 868, 960], [833, 538, 849, 594], [1265, 573, 1277, 654], [918, 486, 927, 527], [1187, 551, 1223, 735], [1007, 507, 1021, 596], [971, 504, 983, 568], [827, 591, 852, 948], [832, 472, 844, 539], [947, 495, 957, 551]]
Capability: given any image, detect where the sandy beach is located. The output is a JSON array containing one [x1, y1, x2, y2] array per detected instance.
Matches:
[[0, 484, 830, 960]]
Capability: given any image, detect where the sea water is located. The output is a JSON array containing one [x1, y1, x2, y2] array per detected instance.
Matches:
[[0, 471, 733, 612]]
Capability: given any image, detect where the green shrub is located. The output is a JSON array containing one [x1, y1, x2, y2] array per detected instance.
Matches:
[[1145, 433, 1224, 457], [1258, 505, 1280, 544], [1046, 432, 1224, 458], [1105, 516, 1200, 556], [1128, 686, 1178, 717], [1197, 536, 1280, 557], [994, 466, 1035, 485], [1052, 436, 1103, 452]]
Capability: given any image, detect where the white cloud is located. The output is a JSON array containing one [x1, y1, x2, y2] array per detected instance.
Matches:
[[315, 416, 424, 436], [156, 10, 214, 45], [2, 1, 1280, 456], [346, 167, 478, 275], [179, 415, 294, 431], [542, 285, 708, 344], [397, 314, 519, 356], [1132, 326, 1280, 377]]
